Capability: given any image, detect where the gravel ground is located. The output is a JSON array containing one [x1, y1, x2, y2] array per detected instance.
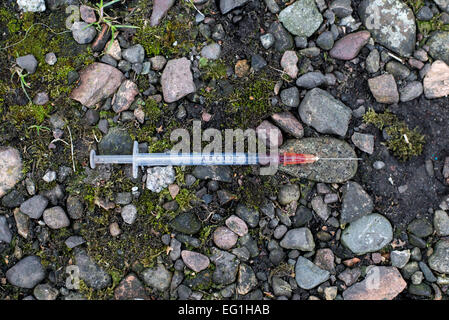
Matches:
[[0, 0, 449, 301]]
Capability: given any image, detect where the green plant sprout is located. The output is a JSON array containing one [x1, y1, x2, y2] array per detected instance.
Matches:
[[28, 124, 51, 135], [12, 67, 32, 102], [88, 0, 139, 50]]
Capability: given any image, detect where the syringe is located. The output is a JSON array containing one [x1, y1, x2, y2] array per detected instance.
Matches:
[[90, 141, 362, 178]]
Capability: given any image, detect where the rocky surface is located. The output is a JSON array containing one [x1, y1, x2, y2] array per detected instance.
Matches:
[[1, 0, 449, 302]]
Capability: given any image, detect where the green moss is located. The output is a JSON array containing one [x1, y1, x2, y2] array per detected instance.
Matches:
[[363, 108, 425, 161], [417, 14, 449, 39], [199, 58, 228, 81], [132, 14, 197, 57], [7, 103, 52, 125]]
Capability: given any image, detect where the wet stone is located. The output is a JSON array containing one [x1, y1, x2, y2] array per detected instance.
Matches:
[[368, 74, 399, 104], [142, 264, 172, 291], [170, 212, 201, 235], [161, 58, 196, 103], [351, 133, 374, 154], [280, 87, 300, 108], [342, 266, 406, 300], [235, 204, 259, 228], [20, 195, 48, 219], [280, 227, 315, 251], [340, 181, 373, 223], [358, 0, 416, 57], [407, 218, 433, 238], [114, 273, 147, 300], [71, 22, 96, 45], [33, 284, 58, 300], [329, 31, 370, 60], [298, 88, 352, 137], [271, 111, 304, 138], [295, 256, 330, 290], [210, 248, 240, 285], [225, 215, 248, 237], [6, 256, 45, 289], [279, 0, 323, 38], [428, 239, 449, 274], [181, 250, 210, 272], [341, 213, 393, 254], [213, 226, 238, 250]]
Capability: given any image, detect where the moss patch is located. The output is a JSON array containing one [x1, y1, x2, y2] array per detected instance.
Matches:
[[363, 108, 425, 161]]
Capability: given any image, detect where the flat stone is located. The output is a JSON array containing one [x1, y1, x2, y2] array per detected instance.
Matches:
[[235, 203, 259, 228], [434, 210, 449, 236], [368, 74, 399, 104], [399, 81, 423, 102], [358, 0, 416, 57], [268, 21, 294, 52], [80, 5, 96, 23], [427, 31, 449, 65], [236, 263, 257, 295], [219, 0, 249, 14], [311, 196, 330, 221], [330, 0, 353, 17], [6, 256, 45, 289], [338, 268, 361, 286], [428, 239, 449, 274], [181, 250, 210, 272], [210, 248, 240, 285], [366, 49, 380, 73], [271, 111, 304, 138], [213, 226, 238, 250], [296, 71, 326, 89], [329, 31, 371, 60], [161, 58, 196, 103], [150, 0, 175, 26], [298, 88, 352, 137], [390, 250, 410, 268], [423, 60, 449, 99], [70, 63, 124, 107], [17, 0, 46, 12], [33, 283, 58, 300], [280, 87, 300, 108], [342, 266, 406, 300], [98, 127, 133, 155], [121, 204, 137, 225], [341, 213, 393, 254], [256, 120, 283, 149], [43, 207, 70, 229], [170, 212, 201, 235], [278, 137, 358, 183], [71, 21, 96, 45], [278, 184, 300, 205], [280, 227, 315, 251], [20, 195, 48, 219], [0, 216, 12, 244], [65, 236, 85, 249], [16, 54, 38, 74], [280, 51, 299, 78], [407, 218, 433, 238], [225, 215, 248, 237], [0, 147, 22, 198], [316, 31, 334, 50], [295, 256, 330, 290], [112, 80, 139, 113], [142, 264, 172, 291], [146, 166, 175, 193], [114, 273, 147, 300], [201, 43, 221, 60], [122, 44, 145, 64], [279, 0, 323, 38], [314, 248, 336, 274], [341, 181, 373, 223], [351, 132, 374, 154], [192, 166, 232, 182]]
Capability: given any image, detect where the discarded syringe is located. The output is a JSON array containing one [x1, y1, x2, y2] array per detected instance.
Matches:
[[90, 141, 362, 179]]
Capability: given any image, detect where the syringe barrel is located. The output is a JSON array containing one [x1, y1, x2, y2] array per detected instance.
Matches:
[[135, 153, 260, 166]]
